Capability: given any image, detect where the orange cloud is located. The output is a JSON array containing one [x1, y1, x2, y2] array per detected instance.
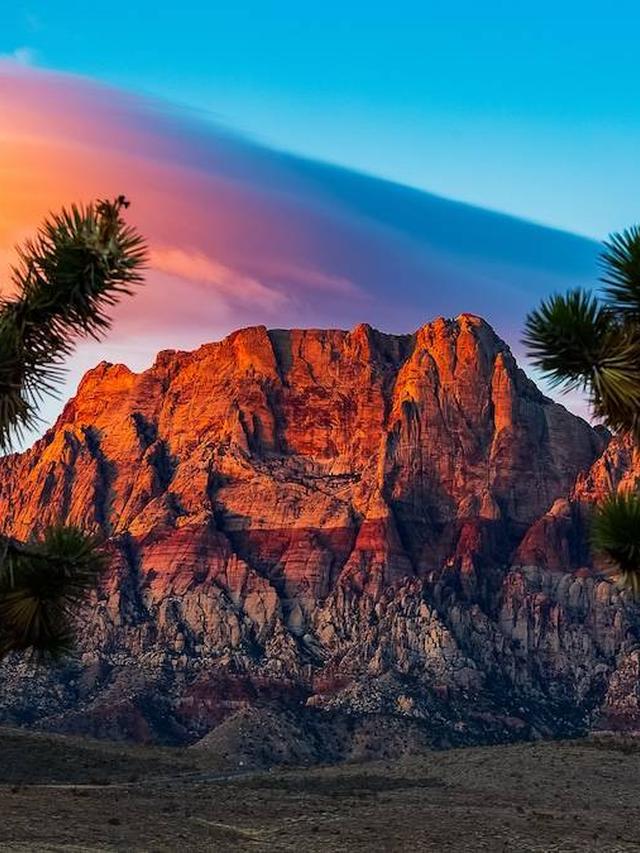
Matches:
[[0, 63, 599, 437]]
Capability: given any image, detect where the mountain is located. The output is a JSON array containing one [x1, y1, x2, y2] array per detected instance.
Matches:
[[0, 315, 638, 755]]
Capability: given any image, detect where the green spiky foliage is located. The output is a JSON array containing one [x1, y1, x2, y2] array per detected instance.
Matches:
[[524, 290, 640, 437], [0, 195, 147, 448], [0, 528, 107, 658], [0, 197, 146, 657], [591, 493, 640, 598], [601, 226, 640, 316], [524, 225, 640, 593]]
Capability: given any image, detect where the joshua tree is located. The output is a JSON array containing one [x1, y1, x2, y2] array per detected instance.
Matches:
[[524, 226, 640, 593], [0, 196, 146, 656]]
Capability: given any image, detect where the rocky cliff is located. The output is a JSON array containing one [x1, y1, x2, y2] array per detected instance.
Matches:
[[0, 315, 639, 754]]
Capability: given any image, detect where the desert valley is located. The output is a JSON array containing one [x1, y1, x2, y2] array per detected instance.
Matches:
[[2, 728, 640, 851]]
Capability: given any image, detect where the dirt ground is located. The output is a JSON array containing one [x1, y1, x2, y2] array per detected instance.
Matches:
[[1, 728, 639, 852]]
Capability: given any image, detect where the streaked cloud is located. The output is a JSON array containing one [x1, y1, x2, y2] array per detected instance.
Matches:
[[0, 47, 37, 66], [150, 247, 288, 310], [0, 64, 599, 435]]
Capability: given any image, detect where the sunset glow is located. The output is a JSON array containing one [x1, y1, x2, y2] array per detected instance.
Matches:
[[1, 62, 598, 429]]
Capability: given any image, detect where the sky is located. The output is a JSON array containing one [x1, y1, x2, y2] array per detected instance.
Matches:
[[3, 2, 640, 239], [1, 3, 638, 437]]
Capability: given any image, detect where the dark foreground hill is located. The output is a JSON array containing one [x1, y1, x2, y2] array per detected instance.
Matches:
[[0, 315, 639, 748], [1, 727, 639, 851]]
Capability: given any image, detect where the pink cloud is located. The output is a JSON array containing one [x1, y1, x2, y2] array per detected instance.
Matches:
[[0, 64, 599, 435], [149, 247, 288, 309]]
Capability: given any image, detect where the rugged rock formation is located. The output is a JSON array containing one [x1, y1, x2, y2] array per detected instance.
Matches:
[[0, 315, 639, 752]]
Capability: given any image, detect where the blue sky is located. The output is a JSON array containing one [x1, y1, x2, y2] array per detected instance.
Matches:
[[3, 1, 640, 240]]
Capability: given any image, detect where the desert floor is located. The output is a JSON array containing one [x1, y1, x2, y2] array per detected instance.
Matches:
[[0, 728, 639, 852]]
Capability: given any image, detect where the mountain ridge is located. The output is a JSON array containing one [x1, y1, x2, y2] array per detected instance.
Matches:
[[0, 314, 638, 753]]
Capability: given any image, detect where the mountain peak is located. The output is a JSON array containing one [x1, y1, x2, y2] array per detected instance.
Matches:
[[0, 314, 634, 747]]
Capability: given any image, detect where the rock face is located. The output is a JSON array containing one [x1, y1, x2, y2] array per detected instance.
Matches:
[[0, 315, 639, 751]]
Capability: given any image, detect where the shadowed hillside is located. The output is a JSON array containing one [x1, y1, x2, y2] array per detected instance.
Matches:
[[0, 316, 638, 749]]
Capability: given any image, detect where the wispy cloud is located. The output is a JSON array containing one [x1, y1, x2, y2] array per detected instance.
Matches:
[[0, 46, 37, 66], [257, 261, 365, 298], [149, 247, 287, 310], [0, 63, 599, 433]]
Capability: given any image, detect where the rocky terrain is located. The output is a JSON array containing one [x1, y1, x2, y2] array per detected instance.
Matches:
[[2, 727, 640, 851], [0, 314, 639, 752]]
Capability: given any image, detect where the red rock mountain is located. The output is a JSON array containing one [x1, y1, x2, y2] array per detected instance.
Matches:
[[0, 315, 639, 752]]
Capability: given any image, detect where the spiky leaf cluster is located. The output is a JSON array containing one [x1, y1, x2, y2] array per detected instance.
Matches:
[[0, 196, 147, 448], [601, 226, 640, 316], [524, 289, 640, 438], [0, 196, 146, 658], [591, 493, 640, 598], [0, 527, 106, 659], [524, 224, 640, 593]]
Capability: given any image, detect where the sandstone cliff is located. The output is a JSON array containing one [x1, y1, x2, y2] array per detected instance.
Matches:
[[0, 315, 638, 751]]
